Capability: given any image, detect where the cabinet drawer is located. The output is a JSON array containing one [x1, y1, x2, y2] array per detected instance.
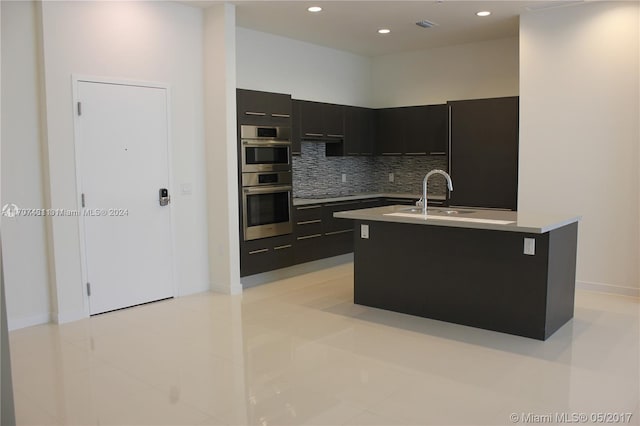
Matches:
[[294, 204, 323, 222], [295, 221, 323, 237], [294, 233, 326, 264], [241, 234, 294, 277]]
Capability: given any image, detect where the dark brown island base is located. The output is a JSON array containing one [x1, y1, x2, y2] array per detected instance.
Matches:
[[334, 205, 581, 341]]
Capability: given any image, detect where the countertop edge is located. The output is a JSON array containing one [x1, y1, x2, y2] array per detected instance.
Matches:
[[334, 207, 581, 234]]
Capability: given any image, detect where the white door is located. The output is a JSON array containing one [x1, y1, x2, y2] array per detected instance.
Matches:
[[76, 80, 173, 315]]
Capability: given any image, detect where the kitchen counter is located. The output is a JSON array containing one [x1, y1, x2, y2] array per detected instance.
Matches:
[[293, 193, 445, 206], [334, 204, 580, 234], [338, 204, 580, 340]]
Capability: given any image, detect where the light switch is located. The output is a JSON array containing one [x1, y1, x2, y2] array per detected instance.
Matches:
[[524, 238, 535, 255], [389, 173, 394, 183], [342, 173, 347, 183], [361, 224, 369, 239]]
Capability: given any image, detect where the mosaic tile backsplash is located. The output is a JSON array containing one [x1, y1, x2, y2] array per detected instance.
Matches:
[[292, 142, 449, 198]]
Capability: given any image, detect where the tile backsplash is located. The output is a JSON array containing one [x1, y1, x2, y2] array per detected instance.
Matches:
[[292, 141, 449, 198]]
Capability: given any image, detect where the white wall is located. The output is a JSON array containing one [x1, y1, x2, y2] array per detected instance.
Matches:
[[2, 0, 210, 327], [1, 1, 52, 329], [204, 4, 241, 295], [371, 37, 519, 107], [236, 27, 373, 106], [519, 2, 639, 295]]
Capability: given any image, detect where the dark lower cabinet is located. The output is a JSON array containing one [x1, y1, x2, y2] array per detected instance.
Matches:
[[241, 196, 436, 277], [240, 234, 294, 277]]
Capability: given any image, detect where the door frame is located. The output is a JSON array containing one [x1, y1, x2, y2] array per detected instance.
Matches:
[[71, 75, 177, 317]]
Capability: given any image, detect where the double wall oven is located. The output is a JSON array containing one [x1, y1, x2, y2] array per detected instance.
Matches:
[[240, 125, 293, 241]]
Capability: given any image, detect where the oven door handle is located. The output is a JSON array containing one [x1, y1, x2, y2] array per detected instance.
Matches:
[[243, 185, 292, 195]]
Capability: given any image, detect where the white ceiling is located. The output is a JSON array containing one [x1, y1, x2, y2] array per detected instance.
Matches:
[[185, 0, 588, 56]]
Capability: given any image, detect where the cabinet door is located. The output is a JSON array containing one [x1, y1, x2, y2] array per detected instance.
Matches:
[[291, 100, 301, 155], [403, 105, 448, 156], [323, 103, 345, 140], [237, 89, 270, 125], [268, 92, 292, 124], [448, 96, 519, 210], [237, 89, 291, 126], [404, 106, 429, 155], [299, 100, 325, 139], [345, 106, 375, 156], [424, 104, 448, 156], [375, 108, 404, 155]]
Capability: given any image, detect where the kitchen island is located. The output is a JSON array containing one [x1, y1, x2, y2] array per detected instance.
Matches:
[[334, 205, 581, 340]]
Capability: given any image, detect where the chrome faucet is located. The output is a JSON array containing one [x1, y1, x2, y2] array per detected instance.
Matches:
[[419, 169, 454, 215]]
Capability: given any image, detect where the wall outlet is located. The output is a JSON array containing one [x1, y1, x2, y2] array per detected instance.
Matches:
[[524, 238, 536, 255], [389, 173, 394, 183], [342, 173, 347, 183], [361, 224, 369, 239]]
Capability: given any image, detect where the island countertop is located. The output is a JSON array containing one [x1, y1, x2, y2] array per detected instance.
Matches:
[[334, 205, 581, 234]]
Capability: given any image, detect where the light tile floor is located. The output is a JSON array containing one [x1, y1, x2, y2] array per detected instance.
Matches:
[[9, 262, 640, 425]]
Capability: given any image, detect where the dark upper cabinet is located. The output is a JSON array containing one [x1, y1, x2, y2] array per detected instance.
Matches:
[[291, 100, 301, 155], [297, 100, 345, 141], [344, 106, 375, 156], [377, 105, 447, 156], [236, 89, 291, 125], [404, 105, 448, 156], [375, 108, 405, 155], [323, 104, 345, 139], [447, 96, 519, 211]]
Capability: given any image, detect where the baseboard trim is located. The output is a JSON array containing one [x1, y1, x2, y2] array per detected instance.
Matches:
[[8, 312, 52, 331], [54, 309, 87, 325], [241, 254, 353, 289], [210, 281, 243, 295], [576, 280, 639, 298]]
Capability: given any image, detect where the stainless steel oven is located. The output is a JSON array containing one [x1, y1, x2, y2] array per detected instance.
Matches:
[[241, 125, 291, 173], [242, 172, 293, 241]]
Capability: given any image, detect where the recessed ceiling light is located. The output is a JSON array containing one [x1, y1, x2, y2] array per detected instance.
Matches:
[[378, 28, 391, 34], [476, 11, 491, 17], [307, 6, 322, 13]]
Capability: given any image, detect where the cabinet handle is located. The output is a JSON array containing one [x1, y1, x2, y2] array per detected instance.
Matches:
[[429, 151, 446, 155], [274, 244, 292, 250], [297, 234, 322, 240], [271, 113, 290, 118], [347, 152, 360, 155], [382, 152, 402, 155], [248, 248, 269, 255], [326, 134, 344, 138], [297, 219, 321, 225], [324, 201, 354, 207], [296, 205, 322, 210], [305, 133, 324, 137], [325, 229, 353, 236], [405, 152, 427, 155], [360, 199, 379, 203], [245, 111, 267, 116]]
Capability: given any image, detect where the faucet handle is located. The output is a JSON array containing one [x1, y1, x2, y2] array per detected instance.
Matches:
[[416, 198, 424, 208]]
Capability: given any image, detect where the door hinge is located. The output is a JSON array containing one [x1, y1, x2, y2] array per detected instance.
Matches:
[[77, 101, 82, 116], [86, 282, 91, 297], [81, 193, 85, 208]]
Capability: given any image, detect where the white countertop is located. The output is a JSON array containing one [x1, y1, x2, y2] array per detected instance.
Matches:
[[334, 205, 581, 234], [293, 193, 445, 206]]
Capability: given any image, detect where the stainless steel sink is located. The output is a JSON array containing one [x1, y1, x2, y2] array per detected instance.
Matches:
[[399, 207, 476, 215]]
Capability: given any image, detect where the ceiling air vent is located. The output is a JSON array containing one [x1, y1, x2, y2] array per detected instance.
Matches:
[[416, 20, 438, 29]]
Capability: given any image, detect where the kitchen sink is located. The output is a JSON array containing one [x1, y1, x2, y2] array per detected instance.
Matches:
[[399, 207, 476, 215]]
